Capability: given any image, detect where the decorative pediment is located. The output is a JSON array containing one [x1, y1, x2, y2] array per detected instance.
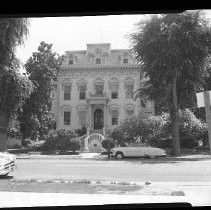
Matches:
[[61, 78, 72, 84], [123, 51, 129, 58], [124, 102, 135, 110], [76, 78, 87, 90], [61, 79, 72, 90], [108, 77, 120, 90], [108, 103, 120, 115], [76, 103, 88, 112], [93, 77, 105, 86], [60, 104, 72, 116], [95, 48, 102, 55], [60, 104, 72, 111], [123, 77, 134, 88]]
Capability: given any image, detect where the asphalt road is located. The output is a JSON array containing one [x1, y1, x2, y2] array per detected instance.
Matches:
[[11, 157, 211, 182]]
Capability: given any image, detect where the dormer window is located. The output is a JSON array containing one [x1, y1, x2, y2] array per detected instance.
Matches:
[[123, 58, 128, 64], [96, 58, 101, 65], [69, 59, 73, 65]]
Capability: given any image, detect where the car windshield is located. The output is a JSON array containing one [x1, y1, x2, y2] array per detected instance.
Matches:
[[128, 143, 151, 147]]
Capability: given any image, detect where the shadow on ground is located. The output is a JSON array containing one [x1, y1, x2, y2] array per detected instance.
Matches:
[[96, 151, 211, 164], [0, 175, 13, 180]]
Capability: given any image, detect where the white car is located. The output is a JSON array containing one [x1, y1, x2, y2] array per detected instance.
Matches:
[[0, 152, 16, 176], [111, 142, 167, 159]]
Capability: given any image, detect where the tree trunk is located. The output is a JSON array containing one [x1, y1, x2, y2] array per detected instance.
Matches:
[[170, 76, 181, 156], [107, 149, 111, 158], [0, 115, 9, 152]]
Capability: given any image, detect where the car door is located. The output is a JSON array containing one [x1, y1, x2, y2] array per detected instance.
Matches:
[[128, 143, 145, 157], [135, 145, 146, 157], [125, 144, 136, 157]]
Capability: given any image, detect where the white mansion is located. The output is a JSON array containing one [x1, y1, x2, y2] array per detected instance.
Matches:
[[51, 43, 154, 137]]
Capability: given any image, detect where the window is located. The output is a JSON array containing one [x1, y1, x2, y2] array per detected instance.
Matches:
[[111, 92, 118, 99], [79, 86, 86, 100], [126, 85, 133, 99], [95, 84, 103, 95], [126, 110, 134, 116], [64, 111, 71, 125], [123, 58, 128, 64], [80, 92, 86, 100], [64, 85, 71, 100], [111, 110, 118, 125], [69, 59, 73, 65], [96, 58, 101, 64]]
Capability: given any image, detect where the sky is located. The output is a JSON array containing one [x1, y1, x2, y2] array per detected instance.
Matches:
[[16, 10, 211, 70]]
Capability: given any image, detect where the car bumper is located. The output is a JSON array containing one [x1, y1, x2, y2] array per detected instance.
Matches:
[[0, 162, 16, 175], [157, 154, 167, 157]]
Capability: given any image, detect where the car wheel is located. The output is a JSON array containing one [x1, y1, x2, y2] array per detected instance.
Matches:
[[144, 154, 150, 159], [116, 152, 124, 159], [0, 173, 9, 178]]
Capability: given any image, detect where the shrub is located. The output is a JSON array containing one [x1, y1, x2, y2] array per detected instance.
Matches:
[[109, 109, 207, 149], [42, 129, 76, 152], [74, 127, 87, 137], [101, 138, 114, 158], [67, 138, 81, 154], [24, 138, 45, 151]]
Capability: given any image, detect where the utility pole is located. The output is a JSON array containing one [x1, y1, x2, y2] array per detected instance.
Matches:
[[203, 91, 211, 154]]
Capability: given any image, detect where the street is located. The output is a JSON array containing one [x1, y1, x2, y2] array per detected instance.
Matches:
[[1, 157, 211, 207], [11, 157, 211, 182]]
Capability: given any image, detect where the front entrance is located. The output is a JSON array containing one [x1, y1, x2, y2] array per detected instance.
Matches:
[[94, 109, 103, 130]]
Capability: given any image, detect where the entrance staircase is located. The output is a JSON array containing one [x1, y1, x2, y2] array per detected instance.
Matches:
[[89, 129, 103, 135], [83, 132, 105, 153]]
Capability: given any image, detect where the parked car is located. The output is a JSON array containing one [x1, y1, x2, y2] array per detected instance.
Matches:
[[111, 142, 167, 159], [0, 152, 16, 177]]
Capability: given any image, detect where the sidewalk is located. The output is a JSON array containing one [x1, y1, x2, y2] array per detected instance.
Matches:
[[0, 192, 190, 207], [15, 152, 211, 160], [16, 152, 105, 160], [1, 182, 211, 207]]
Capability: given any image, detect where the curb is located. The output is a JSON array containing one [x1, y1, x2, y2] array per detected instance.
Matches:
[[10, 178, 143, 186], [9, 178, 211, 187], [16, 154, 106, 160]]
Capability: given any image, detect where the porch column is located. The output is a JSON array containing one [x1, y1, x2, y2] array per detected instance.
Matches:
[[103, 104, 107, 136], [84, 135, 89, 152], [88, 104, 92, 130]]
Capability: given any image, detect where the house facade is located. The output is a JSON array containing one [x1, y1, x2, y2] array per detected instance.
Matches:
[[51, 43, 154, 138]]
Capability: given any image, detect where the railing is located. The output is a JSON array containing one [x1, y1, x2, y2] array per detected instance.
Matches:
[[86, 133, 104, 144], [84, 133, 105, 151]]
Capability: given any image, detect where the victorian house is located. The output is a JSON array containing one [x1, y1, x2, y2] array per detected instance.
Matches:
[[51, 43, 154, 137]]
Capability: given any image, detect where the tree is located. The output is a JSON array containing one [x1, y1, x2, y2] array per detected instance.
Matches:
[[101, 138, 114, 158], [0, 18, 34, 151], [129, 11, 211, 156], [68, 139, 81, 154], [18, 41, 62, 141]]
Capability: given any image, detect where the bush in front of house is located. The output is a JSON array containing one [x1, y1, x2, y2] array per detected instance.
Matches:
[[42, 129, 77, 153], [74, 126, 87, 137], [66, 138, 81, 154], [109, 112, 165, 146], [109, 109, 207, 150], [101, 138, 114, 158]]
